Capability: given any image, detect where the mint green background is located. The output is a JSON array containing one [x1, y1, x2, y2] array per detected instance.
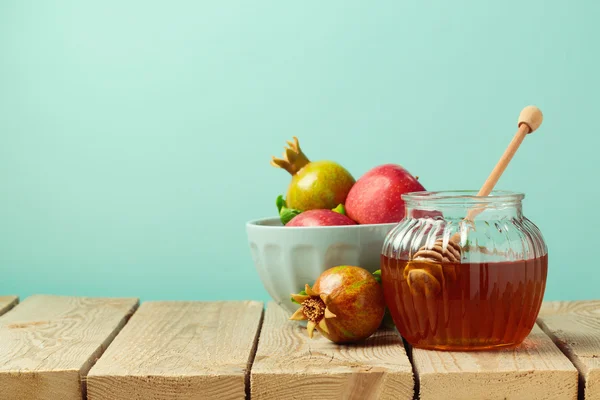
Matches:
[[1, 2, 597, 302]]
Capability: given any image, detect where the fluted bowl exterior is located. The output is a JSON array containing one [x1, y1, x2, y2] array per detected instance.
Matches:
[[247, 217, 396, 315]]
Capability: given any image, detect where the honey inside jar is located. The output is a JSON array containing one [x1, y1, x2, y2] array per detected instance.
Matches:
[[381, 254, 548, 351]]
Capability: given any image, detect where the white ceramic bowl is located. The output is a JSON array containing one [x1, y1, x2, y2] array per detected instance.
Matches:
[[246, 217, 397, 315]]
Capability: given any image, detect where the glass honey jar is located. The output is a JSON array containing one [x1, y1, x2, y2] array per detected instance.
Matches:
[[381, 191, 548, 351]]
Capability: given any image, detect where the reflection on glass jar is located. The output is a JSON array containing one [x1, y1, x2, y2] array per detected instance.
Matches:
[[381, 191, 548, 351]]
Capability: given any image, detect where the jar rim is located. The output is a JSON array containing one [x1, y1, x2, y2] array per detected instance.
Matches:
[[402, 190, 524, 205]]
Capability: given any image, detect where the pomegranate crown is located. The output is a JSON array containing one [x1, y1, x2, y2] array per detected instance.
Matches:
[[289, 284, 337, 339], [270, 136, 310, 175]]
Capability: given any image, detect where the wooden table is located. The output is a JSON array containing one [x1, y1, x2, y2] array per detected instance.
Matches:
[[0, 295, 598, 400]]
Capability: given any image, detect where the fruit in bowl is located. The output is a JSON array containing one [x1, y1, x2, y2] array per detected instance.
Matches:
[[271, 137, 355, 211], [286, 209, 356, 227], [275, 195, 355, 227], [345, 164, 425, 224]]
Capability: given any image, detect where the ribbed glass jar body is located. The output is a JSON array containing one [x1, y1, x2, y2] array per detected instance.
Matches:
[[381, 191, 548, 351]]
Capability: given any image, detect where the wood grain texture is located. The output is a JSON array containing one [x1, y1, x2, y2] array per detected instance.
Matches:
[[412, 324, 579, 400], [538, 301, 600, 400], [251, 302, 414, 400], [0, 294, 139, 400], [0, 296, 18, 316], [87, 300, 264, 400]]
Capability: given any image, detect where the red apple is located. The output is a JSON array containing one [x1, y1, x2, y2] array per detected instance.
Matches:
[[345, 164, 425, 224], [286, 209, 357, 227]]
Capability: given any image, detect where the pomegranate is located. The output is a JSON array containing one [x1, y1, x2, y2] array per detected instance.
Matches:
[[286, 209, 356, 227], [345, 164, 425, 224], [271, 137, 355, 211], [276, 195, 354, 226], [289, 266, 385, 343]]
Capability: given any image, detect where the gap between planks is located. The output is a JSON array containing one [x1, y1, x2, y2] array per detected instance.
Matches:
[[0, 296, 18, 317], [246, 306, 266, 400]]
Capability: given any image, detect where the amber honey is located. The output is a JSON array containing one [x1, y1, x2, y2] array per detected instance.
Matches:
[[381, 254, 548, 351]]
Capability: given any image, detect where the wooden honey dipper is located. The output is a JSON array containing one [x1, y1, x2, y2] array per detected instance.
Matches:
[[411, 105, 543, 263]]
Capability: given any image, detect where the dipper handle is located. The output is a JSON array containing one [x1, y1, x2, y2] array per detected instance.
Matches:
[[475, 106, 543, 199]]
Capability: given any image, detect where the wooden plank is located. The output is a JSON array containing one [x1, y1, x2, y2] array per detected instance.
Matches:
[[538, 301, 600, 400], [87, 300, 264, 400], [251, 302, 414, 400], [0, 294, 139, 400], [411, 324, 579, 400], [0, 296, 18, 316]]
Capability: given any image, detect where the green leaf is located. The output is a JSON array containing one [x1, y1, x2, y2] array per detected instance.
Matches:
[[276, 195, 286, 214], [290, 289, 307, 304], [276, 195, 302, 225], [280, 207, 302, 225], [332, 204, 346, 215], [372, 269, 382, 284]]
